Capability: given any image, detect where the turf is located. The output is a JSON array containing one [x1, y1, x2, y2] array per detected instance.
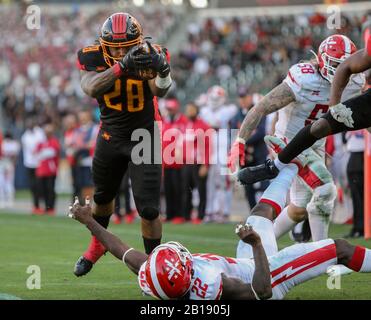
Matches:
[[0, 212, 370, 300]]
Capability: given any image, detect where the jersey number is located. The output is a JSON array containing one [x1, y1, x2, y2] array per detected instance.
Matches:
[[305, 104, 329, 126], [191, 277, 209, 299], [104, 79, 144, 112], [298, 63, 315, 74]]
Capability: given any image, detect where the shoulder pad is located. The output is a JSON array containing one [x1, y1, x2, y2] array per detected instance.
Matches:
[[77, 45, 108, 72]]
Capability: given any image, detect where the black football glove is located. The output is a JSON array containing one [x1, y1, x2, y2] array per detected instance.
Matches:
[[118, 45, 151, 74], [141, 41, 170, 77]]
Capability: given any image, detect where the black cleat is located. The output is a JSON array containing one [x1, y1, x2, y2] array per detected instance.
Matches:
[[237, 159, 279, 185], [74, 256, 93, 277]]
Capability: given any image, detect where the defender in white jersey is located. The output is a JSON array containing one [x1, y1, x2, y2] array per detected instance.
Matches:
[[68, 165, 371, 300], [228, 34, 364, 241]]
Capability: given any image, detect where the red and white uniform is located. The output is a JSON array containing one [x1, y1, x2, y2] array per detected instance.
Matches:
[[137, 239, 337, 300], [274, 62, 364, 219], [200, 103, 237, 219]]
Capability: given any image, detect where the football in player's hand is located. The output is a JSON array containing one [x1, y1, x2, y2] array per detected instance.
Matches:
[[134, 42, 160, 80]]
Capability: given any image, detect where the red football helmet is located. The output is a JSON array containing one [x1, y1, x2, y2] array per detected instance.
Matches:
[[99, 12, 143, 66], [145, 241, 193, 300], [316, 34, 356, 83]]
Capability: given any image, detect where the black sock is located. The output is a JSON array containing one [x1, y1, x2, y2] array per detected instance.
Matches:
[[94, 215, 110, 229], [143, 237, 161, 254], [278, 124, 319, 164]]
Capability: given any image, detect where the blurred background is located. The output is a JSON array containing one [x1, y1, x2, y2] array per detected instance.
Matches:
[[0, 0, 370, 234]]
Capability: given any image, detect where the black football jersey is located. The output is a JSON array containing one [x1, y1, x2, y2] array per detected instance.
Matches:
[[77, 44, 160, 138]]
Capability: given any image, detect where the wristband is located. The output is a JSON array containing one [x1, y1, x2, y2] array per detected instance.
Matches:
[[155, 73, 172, 89], [122, 248, 135, 265]]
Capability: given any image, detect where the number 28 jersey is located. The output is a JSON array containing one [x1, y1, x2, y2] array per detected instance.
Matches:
[[76, 44, 161, 138], [138, 253, 256, 300], [275, 62, 364, 150]]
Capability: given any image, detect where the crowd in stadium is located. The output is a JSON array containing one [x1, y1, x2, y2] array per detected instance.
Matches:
[[0, 4, 369, 238]]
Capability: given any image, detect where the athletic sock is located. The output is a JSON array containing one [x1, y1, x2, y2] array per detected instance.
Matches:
[[94, 215, 111, 229], [259, 164, 298, 214], [143, 237, 162, 254], [348, 246, 371, 272], [274, 158, 287, 171], [236, 215, 278, 259], [278, 124, 319, 164], [273, 206, 298, 239]]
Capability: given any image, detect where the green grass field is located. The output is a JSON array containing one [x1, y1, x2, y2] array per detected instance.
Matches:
[[0, 212, 370, 300]]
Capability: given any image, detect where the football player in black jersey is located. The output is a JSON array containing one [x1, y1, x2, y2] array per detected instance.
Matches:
[[74, 12, 172, 276]]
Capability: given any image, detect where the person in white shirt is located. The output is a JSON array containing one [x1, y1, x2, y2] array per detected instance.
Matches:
[[0, 132, 20, 208], [21, 118, 45, 214]]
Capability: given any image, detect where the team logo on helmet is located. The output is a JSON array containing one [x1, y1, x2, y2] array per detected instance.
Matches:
[[144, 242, 193, 300]]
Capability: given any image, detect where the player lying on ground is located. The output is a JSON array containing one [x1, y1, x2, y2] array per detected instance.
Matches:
[[228, 35, 364, 242], [237, 34, 371, 185], [68, 164, 371, 300]]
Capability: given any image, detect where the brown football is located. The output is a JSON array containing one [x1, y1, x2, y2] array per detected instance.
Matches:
[[135, 42, 162, 80]]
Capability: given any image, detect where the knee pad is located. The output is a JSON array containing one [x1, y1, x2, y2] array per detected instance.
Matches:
[[139, 207, 159, 221], [93, 191, 115, 206], [306, 182, 337, 218]]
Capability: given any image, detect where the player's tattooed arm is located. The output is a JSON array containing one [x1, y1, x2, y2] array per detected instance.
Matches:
[[238, 82, 295, 141], [330, 49, 371, 106], [80, 69, 117, 98]]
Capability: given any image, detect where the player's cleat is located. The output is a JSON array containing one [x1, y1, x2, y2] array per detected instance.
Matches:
[[124, 212, 135, 224], [74, 256, 93, 277], [112, 214, 122, 225], [46, 209, 55, 216], [32, 207, 44, 215], [238, 159, 279, 185]]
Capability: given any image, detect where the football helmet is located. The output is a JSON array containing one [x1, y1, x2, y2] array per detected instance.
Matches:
[[145, 241, 193, 300], [315, 34, 356, 83], [207, 85, 226, 108], [99, 12, 143, 66]]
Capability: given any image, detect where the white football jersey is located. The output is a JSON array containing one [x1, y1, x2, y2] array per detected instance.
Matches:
[[275, 62, 364, 150], [138, 253, 255, 300]]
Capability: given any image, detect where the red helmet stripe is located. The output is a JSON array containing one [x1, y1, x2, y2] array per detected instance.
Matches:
[[149, 249, 170, 299], [112, 13, 127, 34]]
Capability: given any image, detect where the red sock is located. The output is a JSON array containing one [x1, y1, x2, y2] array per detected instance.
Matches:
[[83, 236, 106, 263]]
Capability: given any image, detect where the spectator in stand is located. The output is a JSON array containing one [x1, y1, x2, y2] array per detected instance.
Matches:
[[21, 118, 45, 215], [74, 110, 99, 202], [35, 122, 60, 215], [162, 98, 188, 224], [182, 102, 212, 224], [62, 113, 79, 201], [0, 132, 20, 208], [229, 87, 268, 209]]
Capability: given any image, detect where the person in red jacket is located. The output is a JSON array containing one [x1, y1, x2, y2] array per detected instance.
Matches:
[[36, 122, 60, 215], [182, 102, 212, 224], [162, 98, 188, 223]]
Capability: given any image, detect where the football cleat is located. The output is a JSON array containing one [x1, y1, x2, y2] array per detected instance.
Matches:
[[237, 159, 279, 185], [74, 256, 93, 277]]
